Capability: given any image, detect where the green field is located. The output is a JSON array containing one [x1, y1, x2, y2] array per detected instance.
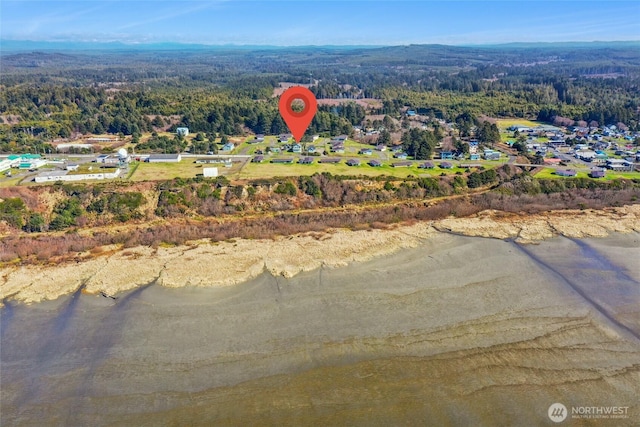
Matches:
[[0, 175, 23, 187], [67, 164, 118, 175], [236, 161, 472, 180], [130, 160, 242, 181], [496, 118, 543, 130], [534, 167, 640, 180]]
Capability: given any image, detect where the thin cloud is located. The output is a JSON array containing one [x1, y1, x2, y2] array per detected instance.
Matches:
[[115, 2, 226, 31], [7, 3, 107, 35]]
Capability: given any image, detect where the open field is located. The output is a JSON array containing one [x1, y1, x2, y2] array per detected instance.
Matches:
[[0, 175, 23, 188], [67, 164, 118, 175], [496, 118, 543, 129], [130, 160, 242, 181], [533, 167, 640, 180], [236, 161, 473, 180]]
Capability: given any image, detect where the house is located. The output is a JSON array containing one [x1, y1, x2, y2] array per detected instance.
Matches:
[[176, 127, 189, 137], [291, 143, 302, 153], [368, 159, 382, 167], [469, 153, 480, 161], [319, 158, 342, 164], [392, 161, 413, 168], [331, 143, 345, 153], [307, 145, 317, 153], [418, 162, 435, 169], [334, 135, 348, 143], [298, 157, 314, 165], [575, 150, 596, 161], [98, 155, 121, 166], [556, 169, 577, 177], [147, 153, 182, 163], [94, 154, 109, 163], [393, 152, 408, 159], [606, 159, 634, 171], [440, 162, 453, 169], [346, 159, 361, 166], [65, 163, 80, 171], [507, 125, 531, 133], [589, 169, 606, 178], [252, 155, 264, 163], [547, 138, 566, 147], [543, 158, 562, 165], [254, 134, 265, 142], [359, 148, 373, 155], [483, 150, 500, 160], [279, 134, 292, 142], [406, 110, 417, 117], [440, 151, 454, 160], [376, 144, 387, 152], [271, 158, 294, 164], [221, 142, 235, 151]]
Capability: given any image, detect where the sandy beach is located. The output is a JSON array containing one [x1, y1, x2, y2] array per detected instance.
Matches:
[[1, 205, 639, 305], [1, 231, 638, 425]]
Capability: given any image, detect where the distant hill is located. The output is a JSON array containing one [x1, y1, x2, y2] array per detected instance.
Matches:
[[1, 39, 638, 53], [0, 40, 383, 53]]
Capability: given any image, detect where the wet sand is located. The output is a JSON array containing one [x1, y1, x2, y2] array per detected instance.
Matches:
[[1, 233, 639, 426]]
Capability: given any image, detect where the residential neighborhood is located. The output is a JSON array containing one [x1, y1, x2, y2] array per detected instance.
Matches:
[[1, 118, 639, 186]]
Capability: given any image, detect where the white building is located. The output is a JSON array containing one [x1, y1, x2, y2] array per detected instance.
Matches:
[[203, 167, 219, 177], [176, 127, 189, 137], [0, 158, 12, 173], [147, 153, 182, 163], [35, 168, 121, 183], [57, 143, 94, 151]]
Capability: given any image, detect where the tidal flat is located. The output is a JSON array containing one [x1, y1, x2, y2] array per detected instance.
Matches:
[[1, 232, 639, 426]]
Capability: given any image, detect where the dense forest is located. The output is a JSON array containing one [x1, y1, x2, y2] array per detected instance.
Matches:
[[1, 43, 639, 153]]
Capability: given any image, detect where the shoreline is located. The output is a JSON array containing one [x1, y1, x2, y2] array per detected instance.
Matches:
[[1, 205, 639, 305]]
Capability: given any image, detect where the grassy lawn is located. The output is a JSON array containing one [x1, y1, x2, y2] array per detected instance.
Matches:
[[130, 160, 242, 181], [0, 175, 23, 187], [67, 164, 118, 175], [236, 161, 473, 180], [533, 167, 640, 180], [601, 171, 640, 180], [496, 118, 543, 130], [533, 168, 590, 179]]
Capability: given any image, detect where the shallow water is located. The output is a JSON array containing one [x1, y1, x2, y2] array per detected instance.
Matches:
[[1, 233, 639, 426]]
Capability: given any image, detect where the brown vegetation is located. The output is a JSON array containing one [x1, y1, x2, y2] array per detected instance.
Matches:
[[1, 183, 638, 266]]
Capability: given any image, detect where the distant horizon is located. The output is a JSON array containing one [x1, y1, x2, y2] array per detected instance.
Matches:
[[2, 1, 639, 47], [2, 39, 640, 52]]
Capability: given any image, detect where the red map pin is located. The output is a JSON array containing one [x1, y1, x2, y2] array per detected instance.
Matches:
[[278, 86, 317, 143]]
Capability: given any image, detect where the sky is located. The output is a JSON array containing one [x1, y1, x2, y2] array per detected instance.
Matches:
[[1, 1, 639, 46]]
